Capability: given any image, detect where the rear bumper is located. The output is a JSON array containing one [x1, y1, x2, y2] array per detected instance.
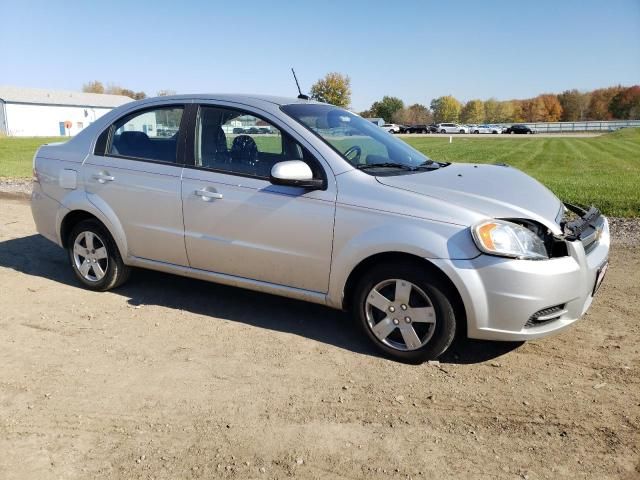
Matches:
[[431, 218, 610, 341], [31, 183, 65, 246]]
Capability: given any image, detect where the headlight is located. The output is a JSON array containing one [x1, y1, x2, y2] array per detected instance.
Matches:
[[472, 219, 548, 260]]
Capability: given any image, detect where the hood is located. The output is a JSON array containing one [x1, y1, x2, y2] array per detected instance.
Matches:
[[376, 163, 563, 232]]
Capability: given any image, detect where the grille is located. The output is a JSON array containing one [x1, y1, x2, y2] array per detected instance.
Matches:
[[525, 304, 567, 328]]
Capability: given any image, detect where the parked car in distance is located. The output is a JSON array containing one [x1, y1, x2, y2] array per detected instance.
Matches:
[[505, 124, 536, 134], [436, 123, 468, 134], [469, 124, 503, 134], [400, 124, 430, 134], [31, 95, 609, 363], [382, 123, 401, 133]]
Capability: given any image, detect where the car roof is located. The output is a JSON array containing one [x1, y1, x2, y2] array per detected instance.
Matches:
[[136, 93, 321, 108]]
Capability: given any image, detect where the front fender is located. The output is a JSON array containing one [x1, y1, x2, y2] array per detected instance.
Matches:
[[326, 205, 479, 308]]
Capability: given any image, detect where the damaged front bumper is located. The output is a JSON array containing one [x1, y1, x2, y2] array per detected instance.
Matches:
[[431, 204, 610, 341]]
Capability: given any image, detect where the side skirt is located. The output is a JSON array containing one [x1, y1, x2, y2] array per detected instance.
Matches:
[[128, 256, 330, 307]]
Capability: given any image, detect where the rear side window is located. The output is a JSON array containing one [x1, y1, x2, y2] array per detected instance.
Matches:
[[107, 107, 184, 163]]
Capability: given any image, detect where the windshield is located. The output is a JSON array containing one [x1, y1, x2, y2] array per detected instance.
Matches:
[[281, 103, 433, 172]]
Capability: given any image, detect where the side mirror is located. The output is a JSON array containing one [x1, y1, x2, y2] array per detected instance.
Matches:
[[270, 160, 324, 189]]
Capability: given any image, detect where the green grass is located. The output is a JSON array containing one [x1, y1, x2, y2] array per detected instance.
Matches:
[[0, 137, 68, 178], [1, 130, 639, 216], [404, 129, 640, 217]]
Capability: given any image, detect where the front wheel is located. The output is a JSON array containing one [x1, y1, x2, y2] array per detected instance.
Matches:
[[68, 219, 130, 291], [351, 263, 457, 363]]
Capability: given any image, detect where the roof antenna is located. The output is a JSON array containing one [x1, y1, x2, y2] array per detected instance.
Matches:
[[291, 68, 309, 100]]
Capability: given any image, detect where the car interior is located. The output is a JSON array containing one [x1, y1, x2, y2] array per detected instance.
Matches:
[[110, 108, 183, 163], [197, 106, 313, 178]]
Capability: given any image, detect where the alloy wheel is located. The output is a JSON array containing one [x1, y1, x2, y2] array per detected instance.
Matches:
[[72, 231, 109, 282], [365, 279, 436, 351]]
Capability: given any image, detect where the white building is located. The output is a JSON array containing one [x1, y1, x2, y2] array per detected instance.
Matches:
[[0, 86, 133, 137]]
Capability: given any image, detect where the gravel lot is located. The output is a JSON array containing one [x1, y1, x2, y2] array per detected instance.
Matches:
[[1, 198, 639, 480]]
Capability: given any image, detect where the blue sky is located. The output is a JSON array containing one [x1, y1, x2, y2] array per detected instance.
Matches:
[[1, 0, 638, 111]]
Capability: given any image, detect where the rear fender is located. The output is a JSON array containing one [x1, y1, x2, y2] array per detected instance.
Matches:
[[57, 190, 129, 260]]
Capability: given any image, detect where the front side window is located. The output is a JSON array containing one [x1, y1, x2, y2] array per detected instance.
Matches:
[[195, 105, 321, 179], [281, 103, 435, 174], [108, 106, 184, 163]]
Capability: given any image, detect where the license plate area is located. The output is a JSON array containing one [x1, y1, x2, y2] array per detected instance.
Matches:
[[592, 261, 609, 296]]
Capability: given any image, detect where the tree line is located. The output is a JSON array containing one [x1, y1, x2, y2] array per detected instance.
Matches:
[[360, 86, 640, 124], [83, 74, 640, 124], [82, 80, 176, 100], [308, 73, 639, 124]]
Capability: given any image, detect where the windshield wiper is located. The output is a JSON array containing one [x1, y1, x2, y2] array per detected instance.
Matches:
[[356, 162, 416, 171], [414, 161, 441, 170]]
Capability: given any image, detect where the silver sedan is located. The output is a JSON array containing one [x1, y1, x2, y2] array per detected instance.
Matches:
[[31, 94, 609, 363]]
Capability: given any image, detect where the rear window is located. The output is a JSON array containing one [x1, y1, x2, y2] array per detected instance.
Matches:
[[107, 107, 184, 163]]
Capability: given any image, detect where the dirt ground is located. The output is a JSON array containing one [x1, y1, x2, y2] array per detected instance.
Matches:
[[0, 198, 638, 480]]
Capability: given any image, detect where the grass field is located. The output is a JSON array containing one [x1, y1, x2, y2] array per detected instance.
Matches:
[[404, 129, 640, 217], [1, 129, 638, 216], [0, 137, 65, 178]]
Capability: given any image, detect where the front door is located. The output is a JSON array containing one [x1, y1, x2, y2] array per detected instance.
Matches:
[[83, 105, 189, 266], [181, 104, 336, 293]]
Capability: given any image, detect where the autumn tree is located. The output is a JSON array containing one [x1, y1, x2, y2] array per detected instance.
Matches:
[[460, 99, 485, 124], [538, 94, 563, 122], [82, 81, 105, 94], [392, 103, 432, 124], [558, 89, 590, 121], [508, 100, 526, 123], [309, 72, 351, 108], [587, 86, 625, 120], [483, 98, 500, 122], [609, 86, 640, 119], [96, 83, 146, 99], [369, 96, 404, 122], [157, 89, 177, 97], [430, 96, 461, 123]]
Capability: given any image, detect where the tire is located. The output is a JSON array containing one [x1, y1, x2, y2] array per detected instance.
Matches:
[[510, 131, 514, 134], [422, 129, 427, 134], [351, 262, 457, 364], [474, 130, 479, 134], [460, 130, 465, 134], [440, 129, 446, 134], [67, 219, 130, 291]]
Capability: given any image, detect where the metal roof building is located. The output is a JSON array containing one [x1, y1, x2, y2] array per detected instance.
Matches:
[[0, 86, 133, 136]]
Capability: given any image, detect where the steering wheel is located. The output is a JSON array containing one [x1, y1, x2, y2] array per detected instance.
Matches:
[[343, 145, 362, 163]]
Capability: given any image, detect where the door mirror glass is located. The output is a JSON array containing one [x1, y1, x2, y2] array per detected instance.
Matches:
[[270, 160, 323, 189]]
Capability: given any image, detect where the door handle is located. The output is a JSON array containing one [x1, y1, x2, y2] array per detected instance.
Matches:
[[194, 188, 223, 200], [93, 172, 115, 183]]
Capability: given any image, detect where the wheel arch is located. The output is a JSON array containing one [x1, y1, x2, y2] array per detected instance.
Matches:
[[58, 208, 128, 261], [341, 251, 467, 336]]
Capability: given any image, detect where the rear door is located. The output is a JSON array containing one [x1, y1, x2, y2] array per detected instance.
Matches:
[[83, 104, 189, 266], [180, 103, 336, 293]]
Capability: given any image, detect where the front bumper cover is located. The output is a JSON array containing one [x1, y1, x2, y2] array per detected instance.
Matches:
[[431, 209, 610, 341]]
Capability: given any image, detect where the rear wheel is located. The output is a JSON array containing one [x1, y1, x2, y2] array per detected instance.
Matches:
[[351, 263, 457, 363], [68, 219, 130, 291]]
